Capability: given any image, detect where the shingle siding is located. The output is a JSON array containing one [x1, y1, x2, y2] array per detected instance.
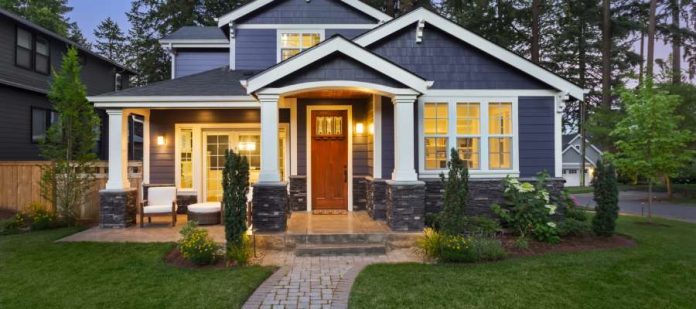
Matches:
[[235, 29, 276, 70], [175, 50, 228, 78], [325, 28, 369, 39], [237, 0, 377, 24], [518, 96, 555, 177]]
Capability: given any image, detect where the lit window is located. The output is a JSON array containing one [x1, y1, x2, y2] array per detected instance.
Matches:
[[488, 102, 512, 169], [279, 31, 321, 61], [425, 137, 448, 170], [457, 138, 479, 169], [489, 102, 512, 135], [180, 129, 193, 189], [424, 102, 448, 170], [457, 103, 480, 169]]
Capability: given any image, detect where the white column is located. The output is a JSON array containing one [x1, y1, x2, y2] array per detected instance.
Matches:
[[391, 95, 419, 182], [105, 109, 130, 190], [258, 94, 281, 183]]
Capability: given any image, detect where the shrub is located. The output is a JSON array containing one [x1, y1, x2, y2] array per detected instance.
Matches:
[[27, 203, 56, 231], [558, 193, 591, 237], [0, 213, 24, 235], [222, 150, 250, 253], [417, 228, 444, 259], [592, 159, 619, 236], [491, 173, 560, 243], [417, 228, 506, 263], [227, 234, 253, 266], [437, 149, 470, 235], [178, 221, 220, 265]]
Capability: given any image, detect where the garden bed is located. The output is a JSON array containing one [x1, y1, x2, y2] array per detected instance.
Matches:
[[164, 248, 229, 269], [502, 233, 636, 257]]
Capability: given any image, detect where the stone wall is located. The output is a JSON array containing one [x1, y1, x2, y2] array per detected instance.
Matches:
[[386, 181, 425, 231], [366, 178, 388, 220], [289, 176, 307, 211], [252, 182, 288, 232], [353, 176, 369, 211], [99, 189, 137, 228]]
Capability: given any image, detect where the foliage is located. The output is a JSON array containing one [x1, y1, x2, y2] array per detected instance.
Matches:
[[27, 203, 57, 231], [418, 228, 505, 263], [93, 17, 127, 64], [591, 159, 619, 236], [0, 213, 25, 235], [227, 234, 253, 266], [0, 0, 74, 36], [437, 148, 470, 235], [491, 173, 560, 243], [222, 150, 250, 250], [38, 48, 99, 225], [178, 221, 220, 266]]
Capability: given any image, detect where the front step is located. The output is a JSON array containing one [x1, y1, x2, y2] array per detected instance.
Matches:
[[294, 243, 387, 256], [288, 233, 387, 246]]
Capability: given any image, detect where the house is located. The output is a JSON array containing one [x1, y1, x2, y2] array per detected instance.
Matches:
[[562, 134, 602, 187], [89, 0, 585, 232], [0, 8, 134, 161]]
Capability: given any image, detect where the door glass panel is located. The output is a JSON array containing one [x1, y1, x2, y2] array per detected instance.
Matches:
[[238, 134, 260, 183], [206, 134, 229, 202], [180, 129, 193, 189]]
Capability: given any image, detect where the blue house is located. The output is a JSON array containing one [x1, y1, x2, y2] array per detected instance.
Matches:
[[89, 0, 584, 232]]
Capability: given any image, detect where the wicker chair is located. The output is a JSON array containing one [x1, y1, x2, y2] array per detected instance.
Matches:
[[140, 187, 177, 227]]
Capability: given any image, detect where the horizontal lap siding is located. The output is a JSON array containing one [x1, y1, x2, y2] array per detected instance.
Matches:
[[236, 29, 276, 70], [175, 50, 228, 78], [381, 97, 394, 178], [519, 96, 555, 177], [0, 86, 50, 160], [237, 0, 377, 24]]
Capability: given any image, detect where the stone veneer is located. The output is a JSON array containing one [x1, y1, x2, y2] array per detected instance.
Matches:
[[142, 183, 197, 214], [352, 176, 369, 211], [386, 181, 426, 231], [99, 189, 137, 228], [289, 176, 307, 211], [252, 182, 289, 232], [366, 178, 388, 220]]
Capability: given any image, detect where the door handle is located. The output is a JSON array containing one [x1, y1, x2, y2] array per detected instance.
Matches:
[[344, 165, 347, 183]]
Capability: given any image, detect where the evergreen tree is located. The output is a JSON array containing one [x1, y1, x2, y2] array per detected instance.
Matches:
[[438, 148, 469, 235], [94, 17, 127, 65], [0, 0, 73, 35], [39, 47, 100, 224], [67, 22, 91, 50], [126, 0, 170, 86], [591, 159, 619, 236], [222, 150, 249, 248]]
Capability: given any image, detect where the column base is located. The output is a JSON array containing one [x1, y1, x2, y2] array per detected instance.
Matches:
[[99, 188, 137, 228], [386, 180, 425, 231], [289, 176, 307, 212], [367, 178, 388, 220], [252, 182, 288, 232]]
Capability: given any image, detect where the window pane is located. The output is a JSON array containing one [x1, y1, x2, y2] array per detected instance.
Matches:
[[489, 103, 512, 135], [17, 28, 31, 49], [32, 109, 47, 143], [457, 103, 479, 135], [281, 49, 300, 60], [457, 137, 479, 169], [281, 33, 300, 48], [302, 33, 320, 48], [425, 137, 448, 170], [36, 37, 49, 55], [424, 102, 447, 135], [180, 129, 193, 189], [489, 137, 512, 169], [16, 48, 31, 68], [35, 55, 49, 74]]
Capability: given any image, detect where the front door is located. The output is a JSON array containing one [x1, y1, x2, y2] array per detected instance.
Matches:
[[311, 110, 348, 210]]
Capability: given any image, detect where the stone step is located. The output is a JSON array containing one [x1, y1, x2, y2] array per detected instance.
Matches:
[[287, 233, 387, 246], [294, 243, 387, 256]]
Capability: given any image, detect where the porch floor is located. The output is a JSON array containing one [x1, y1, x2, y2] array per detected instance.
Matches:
[[287, 211, 389, 234]]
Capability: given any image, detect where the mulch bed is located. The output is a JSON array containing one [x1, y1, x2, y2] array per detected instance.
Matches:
[[502, 234, 637, 257], [164, 248, 230, 269], [0, 209, 17, 220]]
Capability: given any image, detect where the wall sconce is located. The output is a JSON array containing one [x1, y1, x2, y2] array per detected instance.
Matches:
[[156, 135, 166, 145], [355, 122, 364, 135]]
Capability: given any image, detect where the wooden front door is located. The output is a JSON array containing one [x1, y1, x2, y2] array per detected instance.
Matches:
[[311, 110, 348, 210]]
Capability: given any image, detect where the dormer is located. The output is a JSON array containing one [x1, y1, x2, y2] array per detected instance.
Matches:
[[160, 26, 229, 79]]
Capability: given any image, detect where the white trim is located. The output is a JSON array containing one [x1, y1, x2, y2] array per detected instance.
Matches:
[[354, 8, 586, 100], [160, 39, 229, 44], [237, 24, 377, 29], [417, 95, 520, 178], [288, 97, 298, 175], [424, 89, 560, 97], [563, 134, 604, 156], [229, 22, 236, 70], [257, 81, 420, 97], [563, 146, 598, 167], [247, 37, 431, 93], [164, 43, 230, 49], [90, 95, 255, 103], [216, 0, 392, 27], [306, 105, 353, 212], [93, 102, 259, 109], [276, 29, 325, 63], [554, 94, 563, 177], [372, 94, 382, 179]]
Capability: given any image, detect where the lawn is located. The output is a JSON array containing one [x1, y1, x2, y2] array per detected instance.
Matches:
[[350, 216, 696, 308], [564, 186, 594, 194], [0, 228, 273, 308]]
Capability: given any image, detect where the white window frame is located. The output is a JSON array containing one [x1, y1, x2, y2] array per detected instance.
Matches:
[[418, 96, 519, 178], [276, 29, 325, 63], [455, 102, 481, 170]]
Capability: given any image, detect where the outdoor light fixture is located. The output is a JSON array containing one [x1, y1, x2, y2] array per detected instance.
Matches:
[[368, 123, 374, 135], [156, 135, 166, 145], [355, 122, 364, 135]]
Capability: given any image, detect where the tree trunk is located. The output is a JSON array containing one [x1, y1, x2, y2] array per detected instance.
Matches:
[[601, 0, 611, 108], [579, 14, 587, 187], [639, 30, 645, 86], [664, 175, 673, 199], [385, 0, 394, 17], [531, 0, 541, 63], [647, 0, 657, 78], [672, 0, 681, 84], [648, 180, 653, 223]]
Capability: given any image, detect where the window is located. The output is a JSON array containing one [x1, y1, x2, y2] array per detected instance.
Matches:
[[180, 129, 193, 189], [278, 30, 322, 61], [35, 36, 49, 74], [31, 108, 57, 143], [424, 102, 448, 170], [488, 102, 512, 169], [16, 28, 32, 69], [456, 103, 480, 169], [115, 73, 123, 91]]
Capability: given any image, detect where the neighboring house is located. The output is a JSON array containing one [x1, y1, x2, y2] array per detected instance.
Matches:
[[0, 8, 134, 161], [562, 134, 603, 187], [89, 1, 585, 232]]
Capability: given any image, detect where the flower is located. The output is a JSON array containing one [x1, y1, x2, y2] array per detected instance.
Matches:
[[519, 182, 535, 193], [540, 191, 550, 203], [547, 222, 557, 228], [545, 204, 557, 215]]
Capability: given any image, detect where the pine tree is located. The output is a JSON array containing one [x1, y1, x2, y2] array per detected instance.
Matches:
[[67, 22, 91, 50], [591, 159, 619, 236], [222, 150, 250, 247], [438, 148, 469, 235], [126, 0, 170, 86], [94, 17, 127, 65], [0, 0, 73, 36]]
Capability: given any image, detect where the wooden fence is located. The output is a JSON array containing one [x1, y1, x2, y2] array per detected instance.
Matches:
[[0, 161, 142, 221]]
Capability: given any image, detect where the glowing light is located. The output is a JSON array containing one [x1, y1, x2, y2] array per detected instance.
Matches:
[[355, 122, 364, 134], [156, 136, 166, 145], [238, 141, 257, 151]]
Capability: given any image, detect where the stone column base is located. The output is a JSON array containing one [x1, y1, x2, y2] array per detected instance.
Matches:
[[289, 176, 307, 211], [386, 180, 425, 231], [367, 178, 388, 220], [252, 182, 288, 232], [100, 188, 137, 228]]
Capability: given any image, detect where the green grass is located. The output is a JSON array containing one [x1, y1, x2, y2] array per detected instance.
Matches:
[[0, 228, 273, 308], [350, 216, 696, 308], [564, 186, 594, 194]]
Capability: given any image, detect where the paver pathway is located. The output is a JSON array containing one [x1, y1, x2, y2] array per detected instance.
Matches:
[[572, 191, 696, 223], [243, 249, 420, 309]]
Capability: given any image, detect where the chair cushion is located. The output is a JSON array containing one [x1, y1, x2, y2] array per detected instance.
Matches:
[[188, 202, 221, 214], [148, 187, 176, 206], [143, 205, 173, 214]]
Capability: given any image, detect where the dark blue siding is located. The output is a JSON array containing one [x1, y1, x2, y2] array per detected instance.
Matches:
[[271, 53, 405, 88], [236, 29, 276, 70], [175, 50, 228, 78], [326, 28, 369, 39], [367, 26, 553, 90], [238, 0, 377, 24], [519, 96, 555, 177], [381, 96, 394, 178]]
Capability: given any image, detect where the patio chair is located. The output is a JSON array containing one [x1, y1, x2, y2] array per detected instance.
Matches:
[[140, 186, 177, 227]]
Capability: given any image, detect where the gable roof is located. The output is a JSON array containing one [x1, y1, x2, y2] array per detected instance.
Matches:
[[562, 134, 603, 156], [216, 0, 392, 27], [354, 8, 586, 100], [160, 26, 228, 41], [245, 35, 431, 93], [562, 146, 598, 167]]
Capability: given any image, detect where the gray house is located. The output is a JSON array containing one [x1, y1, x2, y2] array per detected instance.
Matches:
[[0, 8, 134, 161], [90, 1, 585, 232], [562, 134, 603, 187]]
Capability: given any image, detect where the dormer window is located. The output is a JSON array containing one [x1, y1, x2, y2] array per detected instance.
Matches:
[[278, 30, 322, 62], [115, 73, 123, 91]]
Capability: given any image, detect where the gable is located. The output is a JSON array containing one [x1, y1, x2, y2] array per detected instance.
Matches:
[[367, 25, 552, 90], [221, 0, 388, 26]]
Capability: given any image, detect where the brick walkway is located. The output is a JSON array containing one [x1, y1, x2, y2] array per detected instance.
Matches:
[[242, 250, 419, 309]]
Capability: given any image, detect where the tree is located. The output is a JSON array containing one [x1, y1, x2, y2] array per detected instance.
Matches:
[[438, 148, 469, 235], [39, 47, 100, 224], [0, 0, 73, 36], [647, 0, 657, 77], [601, 0, 611, 109], [608, 79, 695, 222], [94, 17, 127, 64], [67, 22, 91, 50], [591, 159, 619, 236], [222, 149, 249, 248], [126, 0, 170, 86]]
